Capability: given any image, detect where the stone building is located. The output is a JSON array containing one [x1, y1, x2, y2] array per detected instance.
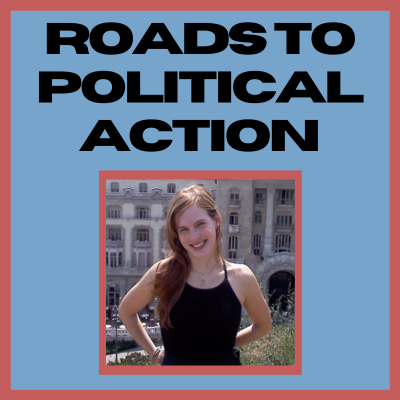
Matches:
[[105, 179, 295, 312]]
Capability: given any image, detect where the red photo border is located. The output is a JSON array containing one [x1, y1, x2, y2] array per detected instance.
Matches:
[[99, 170, 302, 375], [2, 0, 398, 398]]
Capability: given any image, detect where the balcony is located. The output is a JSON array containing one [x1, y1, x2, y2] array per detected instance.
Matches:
[[229, 200, 241, 208], [106, 239, 123, 248], [120, 216, 150, 221], [275, 223, 294, 233], [106, 265, 130, 274], [132, 240, 152, 249], [278, 199, 294, 207], [228, 225, 240, 234], [254, 200, 264, 206]]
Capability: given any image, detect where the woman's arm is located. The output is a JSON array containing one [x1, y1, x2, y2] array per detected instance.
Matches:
[[118, 263, 162, 362], [234, 266, 272, 348]]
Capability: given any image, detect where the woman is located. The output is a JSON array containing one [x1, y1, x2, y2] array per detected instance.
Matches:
[[118, 184, 272, 365]]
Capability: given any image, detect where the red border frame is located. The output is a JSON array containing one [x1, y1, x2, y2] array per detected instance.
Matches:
[[3, 0, 398, 397], [99, 170, 302, 375]]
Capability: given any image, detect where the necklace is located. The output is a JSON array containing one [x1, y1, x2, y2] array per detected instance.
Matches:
[[191, 259, 220, 286]]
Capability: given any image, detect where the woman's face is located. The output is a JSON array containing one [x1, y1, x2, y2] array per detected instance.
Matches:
[[176, 204, 219, 262]]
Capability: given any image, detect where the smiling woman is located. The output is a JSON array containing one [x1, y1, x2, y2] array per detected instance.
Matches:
[[118, 184, 272, 365]]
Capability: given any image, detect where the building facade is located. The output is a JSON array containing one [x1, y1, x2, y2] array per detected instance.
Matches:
[[105, 179, 295, 312]]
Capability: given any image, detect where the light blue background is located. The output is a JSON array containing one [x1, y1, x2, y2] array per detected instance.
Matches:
[[11, 11, 389, 390]]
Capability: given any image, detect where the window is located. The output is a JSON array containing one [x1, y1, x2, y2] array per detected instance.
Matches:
[[137, 207, 149, 219], [118, 252, 123, 266], [253, 234, 261, 255], [110, 182, 119, 192], [229, 213, 239, 225], [228, 237, 238, 259], [167, 183, 176, 194], [147, 252, 152, 267], [228, 251, 237, 259], [107, 207, 120, 219], [110, 252, 117, 268], [228, 236, 238, 250], [108, 228, 121, 241], [280, 190, 294, 205], [275, 234, 292, 253], [255, 192, 263, 204], [106, 252, 109, 266], [255, 211, 262, 223], [139, 183, 148, 193], [106, 282, 120, 307], [276, 215, 293, 226], [136, 229, 149, 241], [230, 191, 240, 204]]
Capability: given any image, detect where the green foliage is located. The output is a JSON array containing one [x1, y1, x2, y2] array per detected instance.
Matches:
[[240, 285, 295, 365], [239, 318, 295, 366], [106, 339, 138, 355], [107, 351, 152, 366]]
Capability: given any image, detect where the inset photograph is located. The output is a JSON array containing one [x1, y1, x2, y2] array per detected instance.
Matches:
[[102, 174, 299, 372]]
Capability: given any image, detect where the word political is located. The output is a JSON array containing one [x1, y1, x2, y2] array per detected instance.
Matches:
[[40, 22, 364, 152]]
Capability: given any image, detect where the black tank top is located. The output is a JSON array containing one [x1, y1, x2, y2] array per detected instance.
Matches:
[[161, 261, 242, 361]]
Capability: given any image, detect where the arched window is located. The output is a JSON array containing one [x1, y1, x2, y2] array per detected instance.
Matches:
[[253, 234, 261, 255], [137, 229, 149, 241], [255, 211, 262, 223], [167, 183, 176, 193], [229, 213, 239, 225], [108, 228, 121, 241], [229, 190, 240, 205], [275, 234, 292, 253], [139, 183, 148, 193], [110, 182, 119, 192]]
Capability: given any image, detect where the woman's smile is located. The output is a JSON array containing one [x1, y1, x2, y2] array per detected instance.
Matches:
[[191, 240, 207, 249]]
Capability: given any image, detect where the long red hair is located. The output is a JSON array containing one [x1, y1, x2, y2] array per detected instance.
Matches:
[[153, 184, 223, 329]]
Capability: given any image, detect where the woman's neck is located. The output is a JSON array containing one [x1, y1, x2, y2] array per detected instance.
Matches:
[[189, 255, 222, 273]]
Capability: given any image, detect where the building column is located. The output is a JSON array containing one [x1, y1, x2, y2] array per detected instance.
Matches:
[[154, 225, 162, 262], [292, 197, 295, 253], [263, 188, 276, 255], [124, 225, 131, 267]]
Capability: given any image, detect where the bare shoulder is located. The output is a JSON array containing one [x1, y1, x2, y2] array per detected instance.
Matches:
[[147, 259, 168, 281], [226, 261, 254, 278], [224, 261, 258, 305], [225, 261, 257, 287]]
